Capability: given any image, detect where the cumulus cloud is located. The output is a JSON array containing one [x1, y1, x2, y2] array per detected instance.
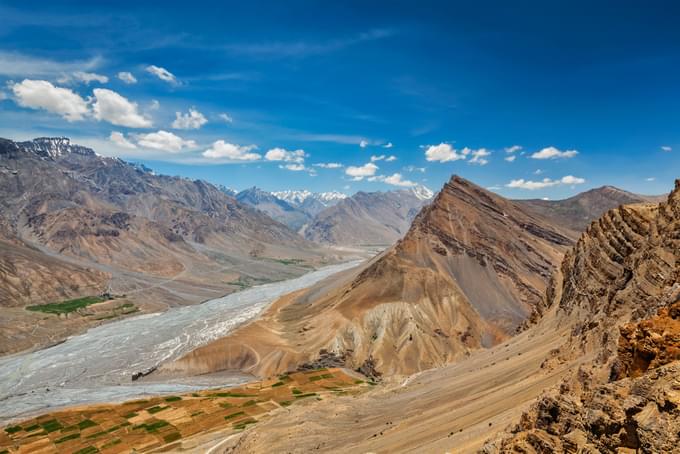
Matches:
[[531, 146, 578, 159], [136, 130, 196, 153], [265, 147, 306, 163], [661, 145, 672, 152], [11, 79, 89, 121], [424, 143, 467, 162], [146, 65, 177, 84], [383, 142, 393, 148], [404, 165, 425, 173], [505, 155, 516, 162], [172, 108, 207, 130], [345, 162, 378, 180], [313, 162, 343, 169], [117, 72, 137, 84], [92, 88, 152, 128], [380, 173, 416, 187], [219, 113, 233, 123], [505, 145, 522, 153], [506, 175, 586, 190], [370, 154, 385, 162], [202, 140, 260, 160], [468, 148, 490, 165], [359, 139, 368, 148], [109, 131, 137, 149], [385, 155, 397, 162], [70, 71, 108, 84]]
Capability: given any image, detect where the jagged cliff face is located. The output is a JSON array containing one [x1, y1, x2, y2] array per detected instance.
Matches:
[[165, 176, 575, 377], [487, 181, 680, 453]]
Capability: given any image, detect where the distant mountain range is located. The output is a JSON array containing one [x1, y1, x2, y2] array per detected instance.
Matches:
[[233, 185, 435, 246]]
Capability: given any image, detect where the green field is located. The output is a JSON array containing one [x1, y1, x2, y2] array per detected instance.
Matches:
[[26, 296, 107, 315]]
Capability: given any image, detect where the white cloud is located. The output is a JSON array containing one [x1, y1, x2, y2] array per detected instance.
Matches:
[[172, 108, 207, 130], [313, 162, 343, 169], [468, 148, 490, 165], [424, 143, 467, 162], [92, 88, 152, 128], [534, 169, 543, 175], [383, 142, 393, 148], [531, 146, 578, 159], [505, 145, 522, 153], [219, 113, 233, 123], [280, 163, 306, 171], [359, 139, 368, 148], [146, 65, 177, 84], [70, 71, 108, 84], [11, 79, 89, 121], [345, 162, 378, 180], [117, 72, 137, 84], [149, 100, 160, 110], [202, 140, 260, 161], [265, 147, 306, 163], [136, 130, 196, 153], [386, 155, 397, 162], [381, 173, 416, 187], [646, 177, 656, 182], [370, 154, 386, 162], [661, 145, 672, 152], [505, 155, 516, 162], [506, 175, 586, 190], [109, 131, 136, 149], [561, 175, 586, 185], [404, 165, 425, 173]]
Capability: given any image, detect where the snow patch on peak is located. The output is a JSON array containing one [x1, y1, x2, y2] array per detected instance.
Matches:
[[272, 190, 347, 206], [410, 184, 434, 200], [19, 137, 95, 159]]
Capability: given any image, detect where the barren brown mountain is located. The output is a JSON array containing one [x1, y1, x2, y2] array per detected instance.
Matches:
[[0, 137, 339, 354], [163, 175, 575, 378]]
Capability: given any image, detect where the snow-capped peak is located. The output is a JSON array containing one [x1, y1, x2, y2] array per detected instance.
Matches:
[[272, 190, 347, 206], [19, 137, 95, 159], [410, 184, 434, 200]]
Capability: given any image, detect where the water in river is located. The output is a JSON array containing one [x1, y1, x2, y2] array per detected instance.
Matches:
[[0, 260, 362, 423]]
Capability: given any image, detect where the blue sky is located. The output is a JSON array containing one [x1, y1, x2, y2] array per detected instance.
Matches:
[[0, 1, 678, 198]]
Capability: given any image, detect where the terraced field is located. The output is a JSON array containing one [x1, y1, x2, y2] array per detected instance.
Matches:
[[0, 368, 368, 453]]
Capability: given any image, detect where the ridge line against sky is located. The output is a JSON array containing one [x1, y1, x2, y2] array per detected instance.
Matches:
[[0, 1, 678, 197]]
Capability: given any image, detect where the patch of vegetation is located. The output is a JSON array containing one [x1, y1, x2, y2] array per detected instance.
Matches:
[[61, 425, 79, 432], [163, 432, 182, 443], [219, 402, 234, 409], [278, 373, 292, 381], [190, 411, 204, 417], [210, 391, 256, 398], [308, 375, 323, 381], [279, 400, 292, 407], [86, 431, 106, 439], [291, 388, 302, 395], [123, 411, 138, 419], [147, 405, 168, 414], [134, 420, 170, 432], [101, 438, 121, 449], [164, 396, 182, 402], [223, 411, 246, 420], [294, 392, 318, 399], [242, 400, 257, 407], [74, 446, 100, 454], [27, 296, 107, 315], [4, 425, 22, 434], [271, 381, 285, 387], [55, 432, 80, 444], [78, 419, 97, 430], [24, 424, 40, 432], [233, 418, 257, 430], [40, 419, 63, 432]]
